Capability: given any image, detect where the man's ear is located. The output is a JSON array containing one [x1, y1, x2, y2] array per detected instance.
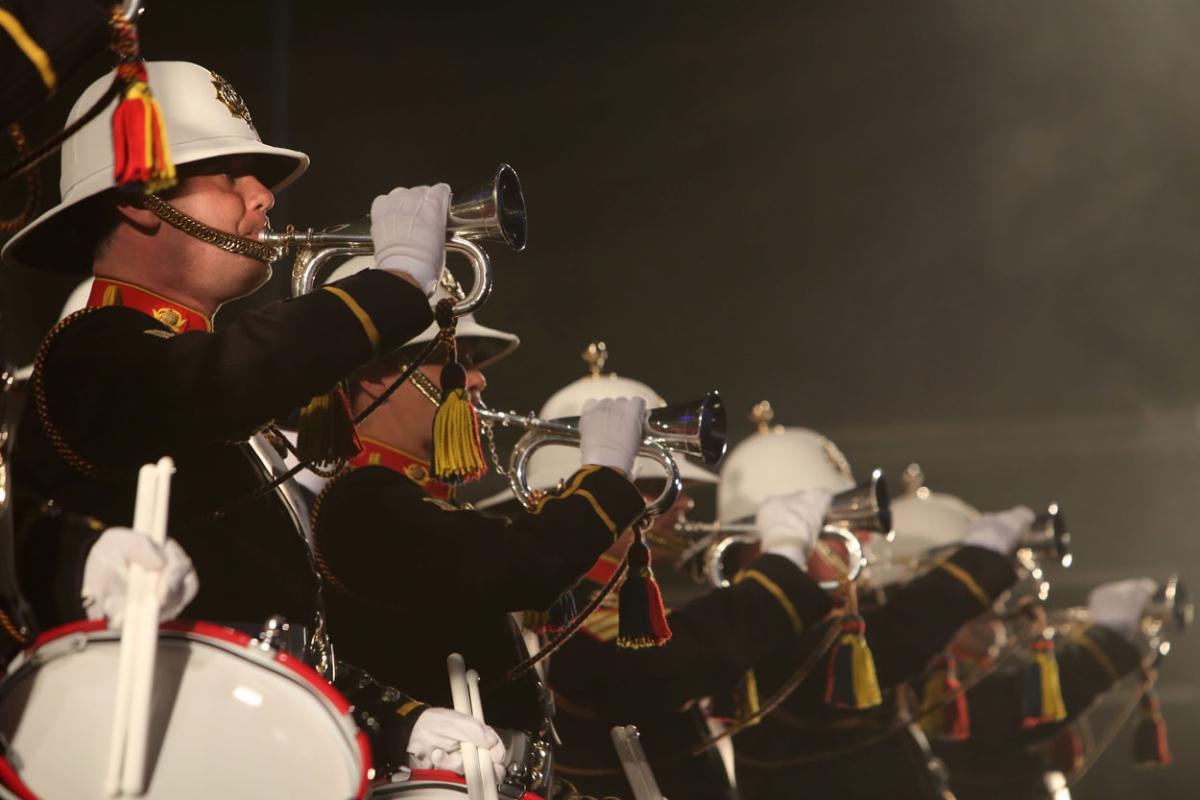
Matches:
[[113, 200, 162, 232]]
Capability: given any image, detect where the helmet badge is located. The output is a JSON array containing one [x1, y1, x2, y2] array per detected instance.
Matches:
[[210, 71, 257, 134]]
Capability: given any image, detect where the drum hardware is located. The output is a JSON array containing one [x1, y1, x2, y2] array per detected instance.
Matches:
[[269, 164, 527, 318], [678, 469, 890, 590], [478, 392, 726, 518], [256, 615, 290, 651]]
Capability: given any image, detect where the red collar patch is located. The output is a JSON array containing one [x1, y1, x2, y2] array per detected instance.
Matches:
[[349, 437, 454, 501], [88, 278, 213, 333]]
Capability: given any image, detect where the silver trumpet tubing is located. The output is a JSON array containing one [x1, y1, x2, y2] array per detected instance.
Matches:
[[265, 164, 527, 316], [476, 392, 727, 518], [1049, 575, 1192, 658], [677, 469, 890, 591], [1018, 502, 1071, 567]]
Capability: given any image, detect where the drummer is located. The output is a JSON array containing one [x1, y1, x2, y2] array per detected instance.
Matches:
[[3, 61, 500, 776]]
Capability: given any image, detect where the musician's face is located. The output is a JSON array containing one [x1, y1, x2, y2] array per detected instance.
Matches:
[[157, 156, 276, 301]]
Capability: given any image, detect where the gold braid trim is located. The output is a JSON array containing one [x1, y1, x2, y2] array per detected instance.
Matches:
[[31, 308, 100, 477], [308, 467, 354, 595]]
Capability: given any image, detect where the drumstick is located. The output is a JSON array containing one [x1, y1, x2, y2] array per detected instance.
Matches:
[[447, 654, 485, 800], [466, 670, 499, 800], [610, 725, 664, 800], [104, 463, 158, 797], [120, 457, 174, 794]]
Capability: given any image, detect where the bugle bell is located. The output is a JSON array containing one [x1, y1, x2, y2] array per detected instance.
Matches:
[[263, 164, 527, 317], [1018, 503, 1071, 567], [476, 391, 727, 517], [1144, 575, 1193, 636], [826, 469, 894, 539]]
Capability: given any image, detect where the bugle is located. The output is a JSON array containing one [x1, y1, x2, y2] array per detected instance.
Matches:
[[1017, 503, 1071, 568], [476, 392, 726, 518], [264, 164, 527, 317], [678, 470, 891, 591]]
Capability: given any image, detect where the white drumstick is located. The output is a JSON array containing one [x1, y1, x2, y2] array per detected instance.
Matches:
[[104, 463, 158, 797], [120, 457, 174, 794], [466, 670, 499, 800], [447, 654, 485, 800], [610, 725, 665, 800]]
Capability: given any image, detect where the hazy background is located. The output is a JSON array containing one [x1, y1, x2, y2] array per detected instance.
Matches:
[[3, 2, 1198, 795]]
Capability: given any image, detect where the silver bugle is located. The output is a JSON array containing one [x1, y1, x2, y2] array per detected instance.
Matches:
[[264, 164, 527, 317], [1019, 503, 1071, 567], [477, 391, 727, 517]]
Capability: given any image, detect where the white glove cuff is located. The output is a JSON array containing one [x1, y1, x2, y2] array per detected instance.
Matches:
[[375, 252, 440, 296], [580, 443, 637, 477]]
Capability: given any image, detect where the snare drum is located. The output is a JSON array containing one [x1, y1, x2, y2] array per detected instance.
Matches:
[[369, 770, 542, 800], [0, 619, 371, 799]]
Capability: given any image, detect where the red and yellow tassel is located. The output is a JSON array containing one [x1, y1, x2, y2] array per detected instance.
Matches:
[[1022, 634, 1067, 727], [616, 528, 672, 649], [920, 652, 970, 740], [1133, 685, 1172, 768], [111, 61, 175, 195], [824, 614, 882, 709]]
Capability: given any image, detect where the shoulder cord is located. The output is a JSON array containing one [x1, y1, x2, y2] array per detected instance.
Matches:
[[484, 546, 630, 694], [30, 309, 103, 478]]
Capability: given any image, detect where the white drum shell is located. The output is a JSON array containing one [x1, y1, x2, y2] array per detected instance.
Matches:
[[0, 621, 367, 800]]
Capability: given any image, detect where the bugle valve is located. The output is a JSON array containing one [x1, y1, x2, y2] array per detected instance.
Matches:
[[264, 163, 527, 316], [476, 392, 727, 518]]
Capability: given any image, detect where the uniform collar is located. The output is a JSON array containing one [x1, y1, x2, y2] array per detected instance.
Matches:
[[584, 553, 623, 586], [349, 436, 454, 501], [88, 277, 213, 333]]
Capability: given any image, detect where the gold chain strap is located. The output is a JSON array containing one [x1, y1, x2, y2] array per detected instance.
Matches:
[[140, 194, 281, 263], [31, 308, 101, 477]]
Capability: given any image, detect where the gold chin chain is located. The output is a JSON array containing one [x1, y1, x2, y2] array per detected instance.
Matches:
[[140, 193, 281, 264]]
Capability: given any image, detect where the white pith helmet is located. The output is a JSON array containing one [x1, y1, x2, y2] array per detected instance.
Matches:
[[864, 464, 979, 587], [323, 256, 519, 369], [716, 401, 855, 524], [3, 61, 309, 272], [13, 277, 94, 380], [475, 342, 717, 510]]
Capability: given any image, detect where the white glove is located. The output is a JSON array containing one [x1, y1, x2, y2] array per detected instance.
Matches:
[[407, 707, 506, 783], [963, 505, 1036, 556], [370, 184, 451, 296], [578, 397, 648, 477], [1088, 578, 1157, 638], [81, 527, 198, 628], [755, 489, 833, 571]]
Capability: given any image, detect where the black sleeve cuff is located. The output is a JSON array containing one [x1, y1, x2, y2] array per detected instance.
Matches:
[[333, 661, 430, 773], [738, 553, 834, 633], [547, 465, 647, 537], [325, 269, 435, 356]]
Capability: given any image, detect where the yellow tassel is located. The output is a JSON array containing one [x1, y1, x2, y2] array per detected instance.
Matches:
[[431, 385, 487, 484], [1023, 635, 1067, 726], [824, 614, 882, 709]]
